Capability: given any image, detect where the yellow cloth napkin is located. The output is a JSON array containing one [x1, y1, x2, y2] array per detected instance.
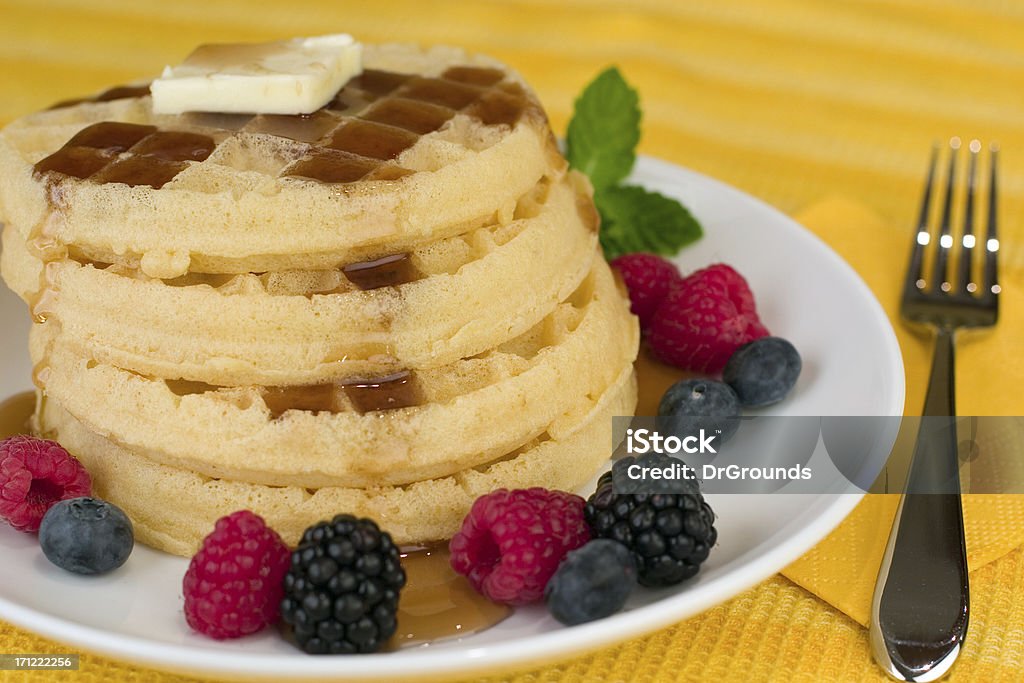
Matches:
[[780, 197, 1024, 627]]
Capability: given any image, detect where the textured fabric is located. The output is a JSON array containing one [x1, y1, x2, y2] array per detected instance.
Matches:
[[779, 197, 1024, 627], [4, 551, 1024, 683], [2, 0, 1024, 681]]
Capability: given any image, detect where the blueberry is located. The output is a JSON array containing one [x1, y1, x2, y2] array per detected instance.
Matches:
[[545, 539, 636, 625], [39, 497, 134, 575], [723, 337, 802, 407], [657, 379, 741, 444]]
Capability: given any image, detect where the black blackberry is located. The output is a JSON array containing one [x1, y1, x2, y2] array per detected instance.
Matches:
[[584, 456, 717, 587], [280, 515, 406, 654]]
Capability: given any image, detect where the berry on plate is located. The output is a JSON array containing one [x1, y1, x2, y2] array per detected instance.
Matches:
[[0, 435, 92, 533], [646, 263, 768, 373], [610, 253, 681, 329], [39, 497, 133, 574], [658, 379, 742, 444], [585, 458, 717, 587], [723, 337, 802, 407], [281, 515, 406, 654], [545, 539, 637, 625], [449, 488, 590, 605], [183, 510, 291, 640]]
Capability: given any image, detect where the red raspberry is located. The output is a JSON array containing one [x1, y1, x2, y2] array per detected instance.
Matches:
[[647, 263, 769, 373], [183, 510, 291, 640], [0, 435, 91, 533], [610, 253, 682, 329], [449, 488, 590, 605]]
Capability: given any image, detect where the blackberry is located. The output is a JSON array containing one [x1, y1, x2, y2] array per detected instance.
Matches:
[[584, 457, 717, 587], [280, 515, 406, 654]]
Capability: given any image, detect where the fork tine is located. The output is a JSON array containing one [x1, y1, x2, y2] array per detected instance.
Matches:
[[906, 145, 939, 294], [984, 145, 1000, 299], [933, 137, 961, 293], [958, 140, 980, 294]]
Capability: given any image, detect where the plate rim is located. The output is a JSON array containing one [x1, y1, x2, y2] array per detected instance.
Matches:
[[0, 154, 906, 680]]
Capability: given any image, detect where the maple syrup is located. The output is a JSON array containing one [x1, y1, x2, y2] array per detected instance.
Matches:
[[263, 383, 343, 417], [327, 120, 418, 161], [0, 392, 35, 440], [342, 371, 422, 413], [247, 111, 342, 143], [440, 66, 504, 87], [262, 370, 422, 418], [341, 253, 422, 290], [284, 149, 379, 183], [634, 344, 694, 416], [34, 121, 213, 189], [388, 545, 510, 650]]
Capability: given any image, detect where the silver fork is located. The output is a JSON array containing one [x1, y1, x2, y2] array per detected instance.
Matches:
[[870, 138, 1000, 681]]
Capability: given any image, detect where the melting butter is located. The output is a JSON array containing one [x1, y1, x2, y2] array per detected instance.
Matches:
[[152, 34, 362, 115]]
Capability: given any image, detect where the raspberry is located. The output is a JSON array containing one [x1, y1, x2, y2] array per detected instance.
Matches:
[[610, 253, 682, 329], [449, 488, 590, 605], [0, 435, 92, 533], [183, 510, 291, 640], [647, 263, 769, 373]]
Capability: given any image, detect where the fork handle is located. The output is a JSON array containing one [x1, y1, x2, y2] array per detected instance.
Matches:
[[870, 328, 969, 681]]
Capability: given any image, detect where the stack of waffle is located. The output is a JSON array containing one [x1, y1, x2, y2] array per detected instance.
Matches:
[[0, 44, 638, 556]]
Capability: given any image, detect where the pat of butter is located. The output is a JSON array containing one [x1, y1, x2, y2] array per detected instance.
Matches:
[[151, 34, 362, 115]]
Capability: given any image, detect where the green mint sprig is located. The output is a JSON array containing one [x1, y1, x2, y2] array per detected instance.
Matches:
[[566, 67, 702, 260]]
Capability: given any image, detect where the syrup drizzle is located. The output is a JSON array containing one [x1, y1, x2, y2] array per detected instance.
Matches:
[[262, 382, 343, 416], [342, 253, 422, 290], [24, 181, 69, 324], [388, 545, 510, 650], [34, 122, 214, 189], [0, 392, 35, 440], [342, 371, 421, 413], [262, 371, 423, 418], [634, 344, 695, 416]]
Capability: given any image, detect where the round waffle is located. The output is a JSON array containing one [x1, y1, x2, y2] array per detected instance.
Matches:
[[0, 44, 564, 275], [31, 259, 638, 487], [38, 368, 637, 557], [3, 39, 642, 559], [5, 173, 599, 385]]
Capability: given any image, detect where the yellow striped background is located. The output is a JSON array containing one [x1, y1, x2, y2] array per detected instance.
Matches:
[[4, 0, 1024, 230], [2, 1, 1024, 681]]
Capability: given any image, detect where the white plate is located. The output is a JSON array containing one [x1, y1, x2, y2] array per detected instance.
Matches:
[[0, 156, 905, 681]]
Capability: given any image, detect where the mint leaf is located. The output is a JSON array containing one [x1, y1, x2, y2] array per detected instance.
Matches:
[[567, 66, 704, 259], [566, 67, 640, 192], [596, 185, 703, 260]]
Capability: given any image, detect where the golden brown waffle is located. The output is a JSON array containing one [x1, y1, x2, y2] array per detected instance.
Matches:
[[5, 174, 599, 385], [30, 260, 637, 487], [0, 45, 564, 275], [1, 41, 640, 556], [38, 368, 636, 556]]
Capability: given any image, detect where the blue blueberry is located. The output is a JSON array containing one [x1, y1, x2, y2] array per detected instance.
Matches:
[[657, 379, 741, 444], [39, 497, 134, 575], [723, 337, 802, 407], [545, 539, 637, 625]]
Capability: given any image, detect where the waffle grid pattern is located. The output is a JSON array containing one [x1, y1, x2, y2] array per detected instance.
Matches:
[[33, 66, 536, 189]]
